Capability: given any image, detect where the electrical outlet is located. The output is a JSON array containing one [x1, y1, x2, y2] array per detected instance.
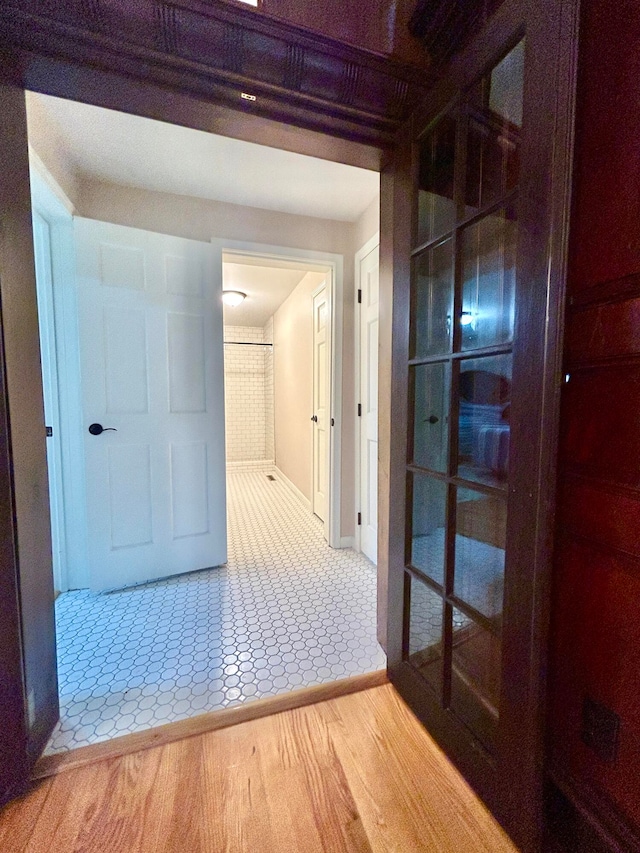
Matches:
[[581, 696, 620, 764]]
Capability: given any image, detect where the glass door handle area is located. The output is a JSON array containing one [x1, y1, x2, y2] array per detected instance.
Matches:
[[88, 423, 118, 435]]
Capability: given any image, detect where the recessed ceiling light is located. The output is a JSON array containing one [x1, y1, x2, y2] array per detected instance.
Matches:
[[222, 290, 247, 307]]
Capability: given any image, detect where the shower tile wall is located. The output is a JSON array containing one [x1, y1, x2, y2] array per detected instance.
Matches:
[[224, 325, 274, 465]]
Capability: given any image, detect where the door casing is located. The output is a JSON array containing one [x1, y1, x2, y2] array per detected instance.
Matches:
[[217, 239, 343, 548]]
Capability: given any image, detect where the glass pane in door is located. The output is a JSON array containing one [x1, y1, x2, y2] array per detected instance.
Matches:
[[460, 206, 517, 350], [406, 572, 444, 697], [417, 115, 457, 246], [457, 354, 512, 488], [409, 473, 447, 587], [451, 606, 501, 751], [411, 362, 449, 473], [412, 240, 454, 359], [454, 488, 505, 621], [465, 41, 524, 215]]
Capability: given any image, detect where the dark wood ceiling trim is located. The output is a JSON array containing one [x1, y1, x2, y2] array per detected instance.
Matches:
[[0, 0, 432, 147]]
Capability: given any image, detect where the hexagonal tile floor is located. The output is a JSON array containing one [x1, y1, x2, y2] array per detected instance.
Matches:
[[45, 468, 385, 754]]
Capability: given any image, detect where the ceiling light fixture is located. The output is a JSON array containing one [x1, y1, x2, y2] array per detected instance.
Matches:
[[222, 290, 247, 307]]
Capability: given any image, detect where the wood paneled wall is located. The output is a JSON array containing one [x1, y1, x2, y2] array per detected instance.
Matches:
[[258, 0, 430, 67], [547, 0, 640, 847]]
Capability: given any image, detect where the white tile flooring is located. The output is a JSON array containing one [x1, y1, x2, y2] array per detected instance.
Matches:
[[46, 469, 385, 754]]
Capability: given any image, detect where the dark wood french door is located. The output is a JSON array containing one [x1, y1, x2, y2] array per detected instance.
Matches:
[[383, 1, 579, 851]]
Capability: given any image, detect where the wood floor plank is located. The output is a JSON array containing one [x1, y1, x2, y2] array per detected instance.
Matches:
[[239, 711, 328, 853], [199, 718, 282, 853], [24, 758, 116, 853], [318, 685, 518, 853], [273, 704, 374, 852], [1, 684, 522, 853], [0, 780, 53, 853]]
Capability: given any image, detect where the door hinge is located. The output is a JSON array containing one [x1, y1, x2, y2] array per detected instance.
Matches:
[[357, 289, 362, 304], [357, 512, 362, 526], [46, 426, 53, 437], [357, 403, 362, 417], [331, 417, 335, 426]]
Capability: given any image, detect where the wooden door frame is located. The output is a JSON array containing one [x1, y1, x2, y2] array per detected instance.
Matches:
[[380, 0, 580, 849]]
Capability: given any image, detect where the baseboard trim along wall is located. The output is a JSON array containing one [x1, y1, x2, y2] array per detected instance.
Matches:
[[272, 465, 312, 512], [226, 460, 275, 472]]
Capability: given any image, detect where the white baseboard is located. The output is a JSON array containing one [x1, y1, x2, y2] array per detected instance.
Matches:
[[226, 459, 275, 472], [273, 466, 311, 511], [339, 536, 355, 549]]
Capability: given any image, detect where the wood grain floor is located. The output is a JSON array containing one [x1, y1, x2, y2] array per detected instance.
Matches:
[[0, 684, 519, 852]]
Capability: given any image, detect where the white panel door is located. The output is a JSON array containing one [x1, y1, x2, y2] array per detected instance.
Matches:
[[32, 211, 65, 593], [75, 218, 227, 591], [359, 243, 379, 564], [312, 284, 329, 532]]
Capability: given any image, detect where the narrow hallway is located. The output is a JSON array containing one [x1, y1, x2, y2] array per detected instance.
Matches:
[[46, 469, 384, 753]]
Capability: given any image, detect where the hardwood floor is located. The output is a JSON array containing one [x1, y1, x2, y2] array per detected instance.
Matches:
[[0, 684, 519, 852]]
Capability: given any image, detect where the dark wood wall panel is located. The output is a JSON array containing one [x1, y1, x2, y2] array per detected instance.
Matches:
[[548, 0, 640, 847], [565, 292, 640, 365], [560, 366, 640, 487], [559, 478, 640, 559], [549, 538, 640, 829], [568, 0, 640, 292]]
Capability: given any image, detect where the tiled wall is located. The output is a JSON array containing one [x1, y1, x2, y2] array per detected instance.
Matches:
[[224, 325, 274, 465]]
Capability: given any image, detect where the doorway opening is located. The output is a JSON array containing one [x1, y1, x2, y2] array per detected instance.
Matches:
[[26, 91, 385, 754]]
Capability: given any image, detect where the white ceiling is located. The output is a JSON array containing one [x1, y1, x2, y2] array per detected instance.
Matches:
[[222, 257, 327, 326], [26, 92, 379, 222]]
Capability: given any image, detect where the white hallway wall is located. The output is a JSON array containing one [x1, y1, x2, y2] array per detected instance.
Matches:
[[272, 271, 328, 503], [44, 174, 379, 540]]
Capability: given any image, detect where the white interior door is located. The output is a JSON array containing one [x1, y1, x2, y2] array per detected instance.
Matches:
[[312, 283, 330, 533], [32, 210, 65, 594], [75, 218, 227, 592], [358, 242, 379, 564]]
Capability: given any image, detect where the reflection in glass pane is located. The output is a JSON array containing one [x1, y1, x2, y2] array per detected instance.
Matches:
[[413, 240, 453, 359], [461, 206, 517, 350], [409, 474, 447, 586], [407, 572, 443, 696], [412, 363, 449, 473], [417, 114, 456, 246], [490, 40, 525, 128], [451, 606, 501, 751], [465, 41, 524, 214], [454, 488, 505, 621], [457, 355, 511, 488]]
